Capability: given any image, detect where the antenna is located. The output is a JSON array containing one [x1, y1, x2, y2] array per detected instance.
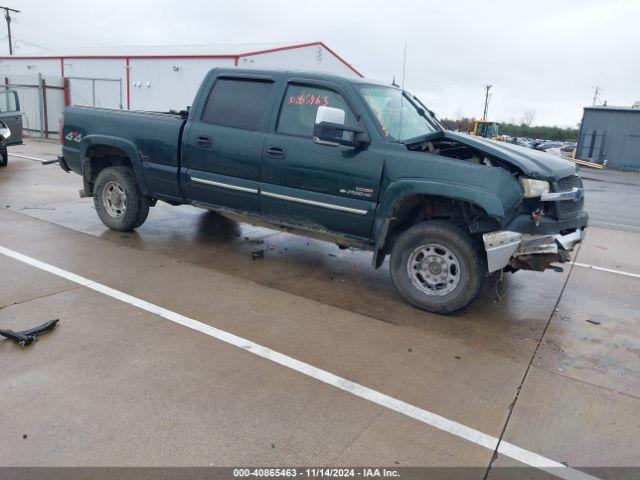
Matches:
[[401, 43, 407, 90], [482, 84, 492, 121], [398, 43, 407, 139], [591, 85, 604, 106], [0, 5, 19, 55]]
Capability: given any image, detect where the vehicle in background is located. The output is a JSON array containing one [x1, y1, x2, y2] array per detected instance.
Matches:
[[516, 138, 533, 148], [561, 143, 577, 156], [534, 141, 564, 151], [470, 120, 500, 139], [59, 68, 587, 314], [0, 89, 23, 167]]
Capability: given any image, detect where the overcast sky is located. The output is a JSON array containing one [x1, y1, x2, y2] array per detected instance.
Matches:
[[4, 0, 639, 126]]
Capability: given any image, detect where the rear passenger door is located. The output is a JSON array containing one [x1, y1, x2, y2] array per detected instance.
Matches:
[[183, 75, 275, 214]]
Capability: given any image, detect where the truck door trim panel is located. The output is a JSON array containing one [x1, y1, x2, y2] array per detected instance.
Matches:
[[261, 190, 368, 215], [189, 176, 259, 194]]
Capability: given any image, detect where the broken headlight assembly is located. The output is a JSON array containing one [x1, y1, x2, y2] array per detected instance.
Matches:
[[519, 178, 550, 198]]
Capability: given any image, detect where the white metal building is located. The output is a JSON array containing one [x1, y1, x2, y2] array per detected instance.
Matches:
[[0, 42, 362, 113]]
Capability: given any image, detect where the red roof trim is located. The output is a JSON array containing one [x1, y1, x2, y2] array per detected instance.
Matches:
[[317, 42, 363, 78], [0, 54, 235, 60], [0, 42, 363, 77], [237, 41, 322, 58], [237, 41, 363, 77]]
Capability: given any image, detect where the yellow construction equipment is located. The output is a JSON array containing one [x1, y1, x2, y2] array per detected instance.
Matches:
[[470, 120, 500, 140]]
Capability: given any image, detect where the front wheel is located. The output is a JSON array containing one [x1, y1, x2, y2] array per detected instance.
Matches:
[[93, 166, 150, 231], [389, 221, 486, 314]]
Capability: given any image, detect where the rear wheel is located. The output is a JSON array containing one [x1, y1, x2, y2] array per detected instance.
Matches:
[[389, 221, 486, 314], [93, 166, 150, 231]]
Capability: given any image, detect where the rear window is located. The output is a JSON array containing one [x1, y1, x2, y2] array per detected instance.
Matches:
[[201, 78, 273, 131]]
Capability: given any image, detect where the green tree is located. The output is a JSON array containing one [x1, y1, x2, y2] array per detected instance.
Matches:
[[439, 118, 579, 141]]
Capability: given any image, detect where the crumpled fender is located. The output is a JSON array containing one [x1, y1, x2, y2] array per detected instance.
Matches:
[[371, 175, 521, 267]]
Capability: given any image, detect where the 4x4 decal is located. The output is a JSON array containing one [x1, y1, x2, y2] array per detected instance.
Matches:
[[65, 131, 83, 143]]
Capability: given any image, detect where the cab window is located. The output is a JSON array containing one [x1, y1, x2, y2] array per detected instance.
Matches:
[[201, 78, 273, 131], [0, 91, 18, 113], [276, 84, 357, 137]]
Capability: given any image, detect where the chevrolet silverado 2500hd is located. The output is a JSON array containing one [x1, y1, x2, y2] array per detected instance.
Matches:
[[59, 68, 587, 314]]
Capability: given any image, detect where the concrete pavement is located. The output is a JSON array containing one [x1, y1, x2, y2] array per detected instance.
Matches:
[[1, 140, 639, 478]]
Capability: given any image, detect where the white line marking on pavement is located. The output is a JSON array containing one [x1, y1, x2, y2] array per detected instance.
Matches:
[[0, 244, 598, 480], [589, 221, 640, 233], [9, 153, 53, 162], [573, 262, 640, 279]]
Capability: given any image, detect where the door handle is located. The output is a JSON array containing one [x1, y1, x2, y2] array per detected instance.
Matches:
[[196, 135, 212, 148], [265, 146, 286, 159]]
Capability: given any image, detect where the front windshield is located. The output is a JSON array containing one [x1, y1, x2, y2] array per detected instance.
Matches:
[[357, 85, 437, 142]]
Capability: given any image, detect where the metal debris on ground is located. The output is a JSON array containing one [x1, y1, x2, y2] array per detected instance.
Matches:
[[0, 319, 59, 347], [585, 319, 602, 325], [251, 250, 264, 260]]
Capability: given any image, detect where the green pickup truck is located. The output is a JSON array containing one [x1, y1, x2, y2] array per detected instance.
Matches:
[[59, 68, 587, 314]]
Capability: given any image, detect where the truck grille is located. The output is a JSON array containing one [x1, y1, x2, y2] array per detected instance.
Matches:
[[554, 175, 584, 219], [558, 174, 583, 190]]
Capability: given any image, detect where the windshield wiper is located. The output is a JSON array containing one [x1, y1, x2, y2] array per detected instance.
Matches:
[[411, 94, 444, 130]]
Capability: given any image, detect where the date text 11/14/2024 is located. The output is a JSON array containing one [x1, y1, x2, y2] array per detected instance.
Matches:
[[232, 467, 400, 478]]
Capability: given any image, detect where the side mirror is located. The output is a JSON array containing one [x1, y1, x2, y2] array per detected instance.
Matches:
[[313, 106, 370, 148]]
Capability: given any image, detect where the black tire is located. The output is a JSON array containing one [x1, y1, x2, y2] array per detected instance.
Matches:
[[0, 142, 7, 167], [389, 221, 486, 314], [93, 166, 150, 231]]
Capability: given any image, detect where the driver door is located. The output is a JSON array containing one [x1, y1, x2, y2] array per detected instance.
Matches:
[[260, 81, 383, 239]]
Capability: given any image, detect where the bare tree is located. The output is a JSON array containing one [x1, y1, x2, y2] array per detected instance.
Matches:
[[521, 109, 536, 127]]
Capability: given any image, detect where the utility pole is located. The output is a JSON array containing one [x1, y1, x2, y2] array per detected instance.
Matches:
[[0, 5, 19, 55], [482, 84, 492, 121]]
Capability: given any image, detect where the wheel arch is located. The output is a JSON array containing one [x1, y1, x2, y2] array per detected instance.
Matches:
[[372, 180, 505, 268], [79, 135, 148, 196]]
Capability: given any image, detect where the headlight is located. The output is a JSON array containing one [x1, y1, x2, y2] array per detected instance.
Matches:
[[519, 178, 550, 198]]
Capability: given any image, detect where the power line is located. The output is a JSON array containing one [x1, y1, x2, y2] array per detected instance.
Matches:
[[0, 5, 19, 55]]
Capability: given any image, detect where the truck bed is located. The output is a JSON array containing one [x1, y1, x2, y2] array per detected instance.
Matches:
[[61, 105, 188, 201]]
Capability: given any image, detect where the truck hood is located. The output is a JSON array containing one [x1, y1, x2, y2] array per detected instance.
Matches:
[[443, 131, 577, 181]]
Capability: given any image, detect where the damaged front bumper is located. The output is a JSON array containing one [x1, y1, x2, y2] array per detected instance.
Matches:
[[483, 227, 586, 273]]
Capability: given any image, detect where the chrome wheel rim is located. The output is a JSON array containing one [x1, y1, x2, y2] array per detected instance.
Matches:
[[406, 243, 461, 296], [102, 181, 127, 218]]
